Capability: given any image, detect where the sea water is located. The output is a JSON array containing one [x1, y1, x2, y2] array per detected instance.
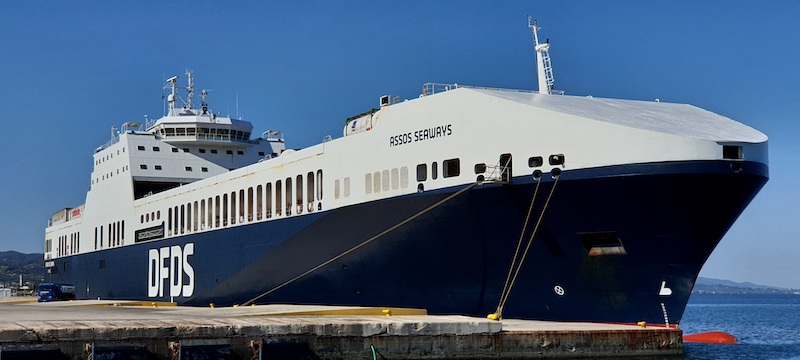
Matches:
[[680, 294, 800, 360]]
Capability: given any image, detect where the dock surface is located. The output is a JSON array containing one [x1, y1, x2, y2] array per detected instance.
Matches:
[[0, 298, 682, 359]]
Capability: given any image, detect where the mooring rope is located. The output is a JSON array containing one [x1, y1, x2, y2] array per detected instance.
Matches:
[[494, 175, 542, 316], [491, 174, 559, 320], [242, 181, 480, 306]]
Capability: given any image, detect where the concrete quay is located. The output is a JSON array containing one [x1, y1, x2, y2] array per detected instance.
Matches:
[[0, 298, 682, 359]]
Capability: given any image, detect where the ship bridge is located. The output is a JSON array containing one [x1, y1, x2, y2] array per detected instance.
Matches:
[[86, 71, 286, 200], [146, 71, 261, 147], [147, 113, 257, 147]]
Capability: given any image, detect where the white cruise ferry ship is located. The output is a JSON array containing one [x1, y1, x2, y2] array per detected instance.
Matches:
[[44, 21, 768, 325]]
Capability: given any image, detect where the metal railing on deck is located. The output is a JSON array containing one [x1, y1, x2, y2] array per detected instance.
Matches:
[[422, 83, 535, 96]]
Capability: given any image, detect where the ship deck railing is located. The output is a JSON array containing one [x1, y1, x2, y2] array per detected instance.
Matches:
[[422, 83, 536, 96]]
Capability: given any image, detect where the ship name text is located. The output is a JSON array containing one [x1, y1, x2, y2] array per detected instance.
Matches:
[[389, 124, 452, 147]]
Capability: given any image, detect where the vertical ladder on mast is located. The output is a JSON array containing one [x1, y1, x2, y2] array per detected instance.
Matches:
[[529, 17, 562, 95], [540, 49, 555, 91]]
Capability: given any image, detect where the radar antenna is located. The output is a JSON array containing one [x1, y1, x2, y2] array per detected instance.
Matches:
[[528, 17, 560, 95]]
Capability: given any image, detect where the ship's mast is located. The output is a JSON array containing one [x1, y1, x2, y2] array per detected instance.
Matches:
[[185, 70, 194, 111], [166, 75, 178, 115], [529, 17, 557, 95]]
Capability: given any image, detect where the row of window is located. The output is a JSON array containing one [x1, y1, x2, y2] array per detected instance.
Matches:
[[95, 147, 126, 165], [416, 158, 461, 182], [95, 165, 130, 184], [165, 170, 324, 236], [94, 221, 125, 250], [333, 177, 352, 199], [153, 127, 251, 142], [52, 232, 80, 257], [365, 167, 410, 194], [141, 211, 162, 224], [138, 164, 209, 172], [137, 145, 264, 157]]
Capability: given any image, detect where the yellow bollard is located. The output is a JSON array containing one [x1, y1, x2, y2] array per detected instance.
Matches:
[[382, 309, 392, 316], [637, 321, 647, 328], [487, 313, 501, 321], [210, 303, 215, 309]]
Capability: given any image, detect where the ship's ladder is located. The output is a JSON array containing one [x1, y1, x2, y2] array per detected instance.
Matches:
[[488, 171, 560, 321], [540, 50, 555, 91]]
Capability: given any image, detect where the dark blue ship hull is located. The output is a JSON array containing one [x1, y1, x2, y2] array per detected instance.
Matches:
[[48, 159, 767, 325]]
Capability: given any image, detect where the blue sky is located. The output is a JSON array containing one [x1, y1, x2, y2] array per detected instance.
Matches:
[[1, 1, 798, 288]]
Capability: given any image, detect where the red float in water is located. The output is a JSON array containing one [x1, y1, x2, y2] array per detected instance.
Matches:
[[683, 331, 737, 344]]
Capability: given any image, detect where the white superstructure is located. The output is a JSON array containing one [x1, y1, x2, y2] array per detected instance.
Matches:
[[45, 79, 767, 262]]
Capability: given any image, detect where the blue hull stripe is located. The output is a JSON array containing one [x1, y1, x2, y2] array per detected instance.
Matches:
[[49, 160, 768, 324]]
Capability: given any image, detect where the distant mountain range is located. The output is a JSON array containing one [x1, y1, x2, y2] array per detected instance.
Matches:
[[0, 251, 47, 288], [0, 251, 797, 295], [693, 277, 800, 295]]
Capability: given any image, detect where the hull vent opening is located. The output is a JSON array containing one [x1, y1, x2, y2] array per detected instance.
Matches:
[[578, 231, 627, 256], [722, 145, 743, 160]]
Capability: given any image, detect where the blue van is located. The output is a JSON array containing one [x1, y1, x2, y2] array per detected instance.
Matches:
[[37, 283, 76, 302]]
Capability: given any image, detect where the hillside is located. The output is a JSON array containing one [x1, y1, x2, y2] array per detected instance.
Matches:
[[693, 277, 800, 295], [0, 251, 46, 288]]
